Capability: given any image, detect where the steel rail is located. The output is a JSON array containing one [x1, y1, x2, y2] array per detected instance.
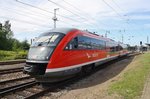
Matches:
[[0, 76, 31, 84], [0, 67, 23, 75], [0, 81, 37, 96]]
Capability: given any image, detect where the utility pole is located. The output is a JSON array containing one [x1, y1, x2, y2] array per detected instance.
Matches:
[[147, 36, 150, 51], [105, 30, 110, 38], [119, 29, 125, 43], [52, 8, 59, 29], [147, 36, 149, 43], [119, 30, 122, 43], [121, 34, 123, 43]]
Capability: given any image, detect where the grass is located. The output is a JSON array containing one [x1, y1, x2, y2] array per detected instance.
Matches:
[[109, 52, 150, 99], [0, 50, 27, 61]]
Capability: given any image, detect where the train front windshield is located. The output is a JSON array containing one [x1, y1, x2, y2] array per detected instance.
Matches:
[[27, 32, 65, 61]]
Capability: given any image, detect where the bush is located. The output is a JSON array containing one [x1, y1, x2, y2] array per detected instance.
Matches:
[[0, 50, 28, 61]]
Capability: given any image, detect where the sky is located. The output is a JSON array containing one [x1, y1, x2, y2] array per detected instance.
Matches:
[[0, 0, 150, 46]]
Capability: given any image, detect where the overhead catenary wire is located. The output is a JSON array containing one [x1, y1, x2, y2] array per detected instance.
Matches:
[[101, 0, 130, 32], [62, 0, 130, 37], [15, 0, 81, 23], [0, 3, 79, 29], [1, 0, 146, 46], [62, 0, 112, 27], [0, 5, 81, 30], [48, 0, 110, 29], [12, 0, 144, 44], [110, 0, 131, 23], [62, 0, 82, 13], [48, 0, 86, 21], [15, 0, 101, 32], [0, 6, 52, 23], [110, 0, 136, 37], [0, 16, 51, 28], [111, 0, 125, 12], [101, 0, 125, 20], [48, 0, 100, 30], [110, 0, 143, 41], [15, 0, 122, 34], [0, 1, 51, 19]]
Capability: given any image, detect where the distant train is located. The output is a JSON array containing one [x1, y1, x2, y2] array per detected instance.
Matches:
[[24, 28, 129, 82]]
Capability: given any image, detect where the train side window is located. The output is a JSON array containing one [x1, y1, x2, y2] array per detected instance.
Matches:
[[78, 36, 86, 49], [65, 37, 78, 50], [91, 38, 105, 50]]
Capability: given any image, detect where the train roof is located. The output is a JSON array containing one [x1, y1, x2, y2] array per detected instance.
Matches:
[[45, 28, 127, 45], [48, 28, 77, 34]]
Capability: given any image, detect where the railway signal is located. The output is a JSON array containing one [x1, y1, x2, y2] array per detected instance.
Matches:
[[140, 41, 142, 45]]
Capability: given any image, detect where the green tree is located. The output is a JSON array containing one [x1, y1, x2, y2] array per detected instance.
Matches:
[[0, 20, 30, 51], [21, 39, 30, 50], [3, 20, 13, 39], [0, 23, 2, 30], [0, 20, 14, 50], [12, 39, 21, 51]]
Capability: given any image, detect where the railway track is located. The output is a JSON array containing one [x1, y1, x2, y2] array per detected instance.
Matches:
[[0, 75, 84, 99], [0, 75, 35, 93], [0, 53, 139, 99], [0, 59, 25, 65], [0, 76, 31, 84], [24, 55, 133, 99], [0, 80, 37, 96], [0, 67, 23, 75]]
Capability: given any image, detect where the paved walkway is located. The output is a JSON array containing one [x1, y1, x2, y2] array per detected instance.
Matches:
[[141, 74, 150, 99]]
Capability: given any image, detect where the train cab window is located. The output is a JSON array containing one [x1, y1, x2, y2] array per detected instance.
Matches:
[[32, 32, 65, 47], [65, 37, 78, 50]]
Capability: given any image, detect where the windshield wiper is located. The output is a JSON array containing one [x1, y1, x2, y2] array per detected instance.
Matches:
[[37, 34, 54, 46], [47, 34, 54, 45]]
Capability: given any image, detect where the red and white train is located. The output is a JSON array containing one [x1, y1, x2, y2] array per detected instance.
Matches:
[[24, 28, 129, 82]]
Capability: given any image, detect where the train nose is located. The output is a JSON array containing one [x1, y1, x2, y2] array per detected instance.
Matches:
[[24, 64, 33, 73], [24, 63, 48, 75]]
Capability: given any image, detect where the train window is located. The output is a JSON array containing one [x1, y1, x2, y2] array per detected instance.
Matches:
[[65, 37, 78, 50], [106, 42, 125, 52], [90, 38, 106, 50], [32, 32, 65, 47], [78, 36, 106, 50], [65, 35, 106, 50], [78, 36, 92, 49], [78, 36, 87, 49], [78, 36, 84, 49], [49, 35, 59, 42]]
